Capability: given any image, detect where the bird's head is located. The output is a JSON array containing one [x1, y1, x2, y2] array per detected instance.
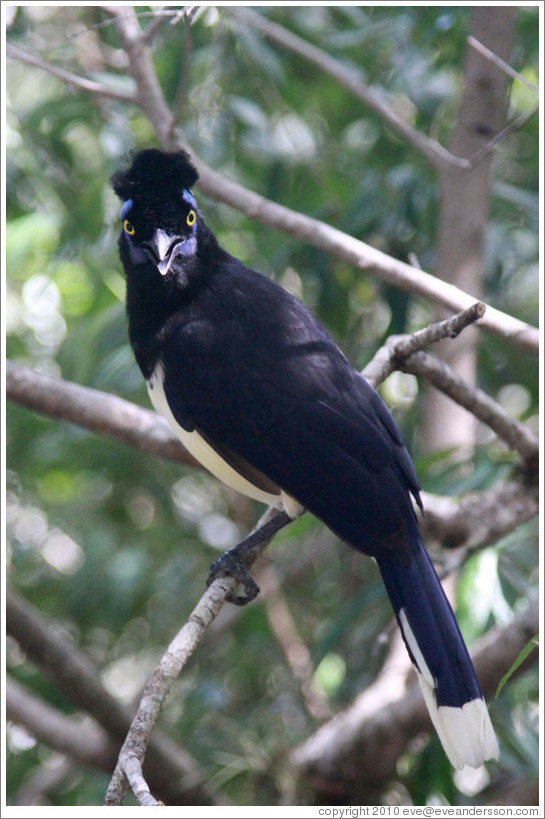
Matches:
[[111, 149, 201, 279]]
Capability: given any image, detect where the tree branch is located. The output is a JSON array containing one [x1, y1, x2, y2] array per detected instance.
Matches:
[[467, 34, 540, 91], [6, 676, 118, 772], [105, 506, 286, 805], [226, 7, 464, 172], [400, 351, 538, 467], [6, 42, 137, 103], [6, 360, 199, 469], [9, 7, 538, 353], [419, 476, 538, 552], [291, 597, 538, 799], [256, 561, 333, 721], [362, 301, 487, 386], [361, 306, 538, 468], [189, 155, 538, 353], [103, 4, 176, 147], [6, 586, 221, 806], [227, 8, 538, 174]]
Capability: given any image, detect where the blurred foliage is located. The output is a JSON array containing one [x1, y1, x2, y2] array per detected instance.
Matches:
[[5, 4, 539, 808]]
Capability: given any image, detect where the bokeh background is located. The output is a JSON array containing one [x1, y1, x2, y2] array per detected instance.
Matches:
[[5, 4, 540, 808]]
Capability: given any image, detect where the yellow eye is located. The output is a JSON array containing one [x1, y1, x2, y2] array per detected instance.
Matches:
[[123, 220, 136, 236], [186, 209, 196, 227]]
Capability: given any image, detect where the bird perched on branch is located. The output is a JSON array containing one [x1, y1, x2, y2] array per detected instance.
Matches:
[[111, 148, 499, 770]]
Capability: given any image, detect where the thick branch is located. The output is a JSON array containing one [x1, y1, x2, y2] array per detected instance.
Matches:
[[401, 351, 539, 467], [7, 676, 118, 772], [6, 360, 198, 469], [419, 476, 539, 551], [189, 155, 538, 353], [292, 598, 538, 798]]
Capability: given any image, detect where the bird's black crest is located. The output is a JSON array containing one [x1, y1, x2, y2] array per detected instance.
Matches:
[[111, 149, 199, 202]]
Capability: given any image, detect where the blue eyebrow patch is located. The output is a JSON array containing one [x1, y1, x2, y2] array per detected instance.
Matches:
[[182, 189, 197, 208], [120, 199, 133, 219]]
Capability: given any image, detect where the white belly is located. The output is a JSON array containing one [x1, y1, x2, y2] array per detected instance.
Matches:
[[147, 365, 301, 515]]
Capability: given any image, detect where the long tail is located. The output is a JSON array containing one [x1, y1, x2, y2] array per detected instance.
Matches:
[[377, 527, 499, 769]]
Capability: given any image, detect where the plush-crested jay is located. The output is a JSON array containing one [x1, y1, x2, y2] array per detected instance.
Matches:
[[111, 148, 499, 769]]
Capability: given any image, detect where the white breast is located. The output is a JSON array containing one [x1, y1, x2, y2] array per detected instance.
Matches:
[[147, 364, 300, 513]]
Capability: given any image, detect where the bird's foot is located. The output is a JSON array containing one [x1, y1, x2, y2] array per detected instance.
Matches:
[[206, 511, 293, 606], [207, 551, 259, 606]]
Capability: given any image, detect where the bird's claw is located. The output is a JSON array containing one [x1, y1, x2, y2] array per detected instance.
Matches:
[[207, 551, 260, 606]]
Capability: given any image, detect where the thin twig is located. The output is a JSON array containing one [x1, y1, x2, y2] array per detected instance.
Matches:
[[169, 13, 194, 137], [257, 561, 333, 721], [6, 42, 137, 103], [362, 302, 486, 387], [467, 34, 540, 91], [226, 6, 465, 172], [139, 4, 169, 46], [465, 104, 539, 169]]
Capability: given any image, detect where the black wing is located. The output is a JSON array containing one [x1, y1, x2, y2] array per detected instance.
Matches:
[[161, 258, 421, 563]]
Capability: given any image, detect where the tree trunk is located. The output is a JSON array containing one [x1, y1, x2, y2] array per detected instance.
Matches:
[[421, 6, 516, 457]]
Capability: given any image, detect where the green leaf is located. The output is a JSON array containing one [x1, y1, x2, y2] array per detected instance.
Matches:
[[496, 634, 539, 697]]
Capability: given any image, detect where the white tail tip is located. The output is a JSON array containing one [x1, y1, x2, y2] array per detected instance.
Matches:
[[418, 675, 499, 769]]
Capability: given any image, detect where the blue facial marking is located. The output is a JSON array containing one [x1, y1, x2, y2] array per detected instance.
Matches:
[[182, 189, 197, 209], [120, 199, 133, 219], [179, 235, 197, 256], [128, 243, 147, 265]]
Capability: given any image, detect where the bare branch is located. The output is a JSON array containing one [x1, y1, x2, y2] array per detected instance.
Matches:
[[6, 42, 137, 103], [105, 506, 284, 805], [467, 34, 540, 91], [7, 676, 118, 772], [400, 351, 539, 467], [104, 5, 177, 148], [189, 155, 539, 353], [359, 304, 538, 468], [226, 7, 465, 172], [6, 586, 133, 739], [465, 103, 539, 169], [6, 586, 220, 806], [6, 360, 198, 469], [420, 477, 539, 552], [362, 301, 487, 387], [291, 597, 538, 798]]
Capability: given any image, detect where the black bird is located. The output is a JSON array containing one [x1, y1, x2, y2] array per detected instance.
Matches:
[[112, 148, 499, 769]]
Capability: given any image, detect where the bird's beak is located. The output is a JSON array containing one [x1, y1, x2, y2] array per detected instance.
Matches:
[[151, 229, 181, 277]]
